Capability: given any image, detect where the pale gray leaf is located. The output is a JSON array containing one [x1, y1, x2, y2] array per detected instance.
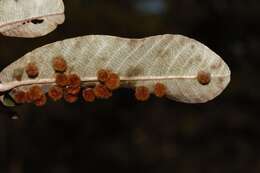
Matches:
[[0, 34, 231, 103], [0, 0, 65, 38]]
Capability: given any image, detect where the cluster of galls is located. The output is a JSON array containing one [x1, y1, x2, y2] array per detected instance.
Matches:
[[48, 66, 121, 103], [135, 82, 167, 101], [13, 85, 47, 107], [13, 56, 68, 106], [13, 56, 168, 106], [13, 57, 121, 106], [53, 68, 122, 103]]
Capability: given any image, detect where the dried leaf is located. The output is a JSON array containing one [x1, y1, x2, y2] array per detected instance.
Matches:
[[0, 34, 231, 104], [0, 0, 65, 38]]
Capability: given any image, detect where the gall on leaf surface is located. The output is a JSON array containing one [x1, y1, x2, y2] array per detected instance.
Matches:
[[0, 34, 231, 105]]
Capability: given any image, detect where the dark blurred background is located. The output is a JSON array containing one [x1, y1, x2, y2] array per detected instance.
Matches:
[[0, 0, 260, 172]]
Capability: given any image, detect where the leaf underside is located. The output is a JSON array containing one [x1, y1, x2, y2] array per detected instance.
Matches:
[[0, 34, 231, 103], [0, 0, 65, 38]]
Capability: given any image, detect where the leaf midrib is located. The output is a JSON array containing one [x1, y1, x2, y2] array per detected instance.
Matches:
[[0, 74, 229, 92]]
